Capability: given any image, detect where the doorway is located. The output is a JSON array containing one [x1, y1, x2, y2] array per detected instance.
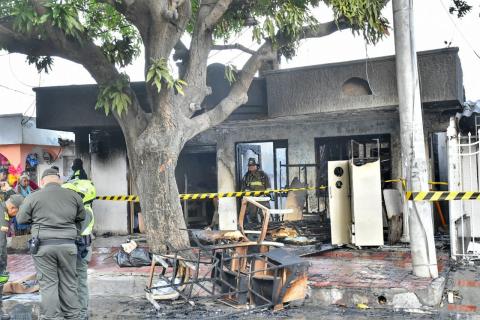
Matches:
[[176, 146, 218, 228], [235, 140, 288, 208]]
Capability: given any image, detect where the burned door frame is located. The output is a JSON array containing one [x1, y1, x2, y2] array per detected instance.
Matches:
[[236, 144, 262, 183], [177, 145, 218, 227], [235, 140, 288, 208]]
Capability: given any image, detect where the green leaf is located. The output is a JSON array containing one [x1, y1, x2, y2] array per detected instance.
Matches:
[[146, 58, 184, 94], [146, 68, 156, 82], [154, 77, 162, 92], [224, 64, 237, 84], [95, 74, 131, 117]]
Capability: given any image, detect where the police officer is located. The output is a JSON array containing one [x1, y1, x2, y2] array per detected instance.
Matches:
[[0, 194, 24, 320], [241, 158, 271, 224], [62, 180, 96, 320], [17, 168, 85, 320], [0, 180, 14, 204]]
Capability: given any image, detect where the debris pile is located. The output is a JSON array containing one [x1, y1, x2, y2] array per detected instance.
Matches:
[[145, 197, 311, 313]]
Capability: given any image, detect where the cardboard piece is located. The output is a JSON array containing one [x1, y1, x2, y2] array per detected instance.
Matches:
[[284, 177, 307, 221], [3, 273, 39, 294]]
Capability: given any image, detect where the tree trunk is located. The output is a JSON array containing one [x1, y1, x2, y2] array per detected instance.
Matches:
[[130, 135, 189, 253]]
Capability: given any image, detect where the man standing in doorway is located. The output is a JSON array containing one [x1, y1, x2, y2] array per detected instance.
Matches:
[[241, 158, 271, 224], [17, 168, 85, 319]]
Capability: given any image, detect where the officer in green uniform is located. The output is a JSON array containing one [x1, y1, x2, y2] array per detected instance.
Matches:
[[0, 194, 24, 320], [17, 168, 85, 320], [0, 181, 15, 204], [241, 158, 271, 224], [62, 180, 96, 320]]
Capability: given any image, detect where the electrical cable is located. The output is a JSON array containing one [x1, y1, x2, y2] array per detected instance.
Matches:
[[0, 84, 34, 96], [21, 100, 36, 127], [364, 42, 377, 96], [438, 0, 480, 60], [9, 55, 38, 88]]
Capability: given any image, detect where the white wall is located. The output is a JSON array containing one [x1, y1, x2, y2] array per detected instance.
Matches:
[[0, 114, 74, 146], [91, 150, 129, 235], [34, 145, 75, 183], [0, 114, 22, 144]]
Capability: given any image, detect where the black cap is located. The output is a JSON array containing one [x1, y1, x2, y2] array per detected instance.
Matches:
[[41, 168, 60, 179], [247, 158, 258, 166], [73, 158, 83, 167]]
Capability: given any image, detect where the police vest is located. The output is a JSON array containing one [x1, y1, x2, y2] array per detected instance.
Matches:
[[81, 204, 94, 236], [0, 212, 10, 233]]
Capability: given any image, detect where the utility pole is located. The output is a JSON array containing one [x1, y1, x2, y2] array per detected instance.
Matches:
[[392, 0, 438, 278]]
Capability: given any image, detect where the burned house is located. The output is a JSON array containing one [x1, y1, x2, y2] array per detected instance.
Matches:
[[34, 47, 463, 235]]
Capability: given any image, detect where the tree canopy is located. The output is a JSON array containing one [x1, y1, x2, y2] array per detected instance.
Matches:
[[0, 1, 388, 119]]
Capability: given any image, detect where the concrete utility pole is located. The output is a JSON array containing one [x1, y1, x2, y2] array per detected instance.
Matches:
[[392, 0, 438, 278]]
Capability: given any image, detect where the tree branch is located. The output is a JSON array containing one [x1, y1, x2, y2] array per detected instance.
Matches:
[[0, 16, 148, 142], [186, 18, 351, 138], [299, 19, 351, 41], [134, 1, 190, 117], [187, 41, 275, 138], [179, 2, 215, 117], [204, 0, 233, 30], [180, 0, 234, 111], [97, 0, 151, 41], [212, 43, 256, 55]]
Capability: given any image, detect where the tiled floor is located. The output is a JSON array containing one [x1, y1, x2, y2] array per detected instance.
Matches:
[[308, 248, 449, 291], [8, 245, 449, 291], [444, 265, 480, 314]]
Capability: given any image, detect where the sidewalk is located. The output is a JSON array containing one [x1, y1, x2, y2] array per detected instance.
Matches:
[[308, 247, 449, 311], [4, 236, 480, 318]]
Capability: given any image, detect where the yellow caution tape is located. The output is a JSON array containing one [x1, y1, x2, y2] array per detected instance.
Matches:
[[385, 179, 448, 188], [405, 191, 480, 201], [95, 186, 328, 202], [429, 181, 449, 186], [95, 195, 139, 202], [95, 179, 469, 202]]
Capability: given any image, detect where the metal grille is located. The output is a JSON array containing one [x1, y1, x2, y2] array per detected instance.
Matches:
[[448, 130, 480, 261]]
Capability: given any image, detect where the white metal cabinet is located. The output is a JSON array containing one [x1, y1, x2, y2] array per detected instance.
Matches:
[[328, 160, 352, 245], [350, 160, 384, 246]]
